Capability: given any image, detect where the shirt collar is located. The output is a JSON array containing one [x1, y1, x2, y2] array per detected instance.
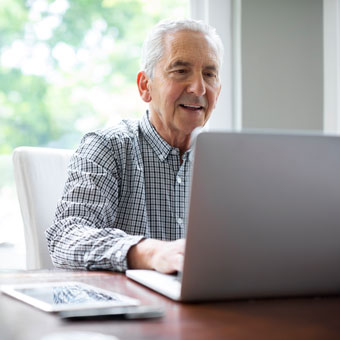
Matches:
[[140, 111, 173, 162]]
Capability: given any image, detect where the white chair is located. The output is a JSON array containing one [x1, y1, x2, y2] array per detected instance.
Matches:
[[12, 146, 73, 269]]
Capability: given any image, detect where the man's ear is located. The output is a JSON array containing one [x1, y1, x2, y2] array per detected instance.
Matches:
[[137, 71, 152, 103]]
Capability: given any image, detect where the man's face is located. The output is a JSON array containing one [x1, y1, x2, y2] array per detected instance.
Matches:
[[141, 30, 221, 145]]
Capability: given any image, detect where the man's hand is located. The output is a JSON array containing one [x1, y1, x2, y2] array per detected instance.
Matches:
[[127, 238, 185, 274]]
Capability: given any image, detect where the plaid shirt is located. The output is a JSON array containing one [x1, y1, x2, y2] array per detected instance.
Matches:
[[46, 112, 192, 272]]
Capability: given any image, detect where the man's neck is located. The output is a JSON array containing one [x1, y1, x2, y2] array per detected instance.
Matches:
[[148, 112, 191, 155]]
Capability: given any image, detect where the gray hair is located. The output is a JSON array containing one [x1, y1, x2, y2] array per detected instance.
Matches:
[[141, 18, 224, 78]]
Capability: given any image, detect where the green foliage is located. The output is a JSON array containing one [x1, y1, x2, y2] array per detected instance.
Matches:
[[0, 69, 61, 153], [49, 0, 143, 46], [0, 0, 188, 154], [0, 0, 28, 46]]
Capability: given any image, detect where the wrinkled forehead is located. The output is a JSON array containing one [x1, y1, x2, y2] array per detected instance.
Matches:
[[160, 30, 220, 69]]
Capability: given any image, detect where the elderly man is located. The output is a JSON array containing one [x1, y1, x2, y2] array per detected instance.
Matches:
[[46, 18, 223, 274]]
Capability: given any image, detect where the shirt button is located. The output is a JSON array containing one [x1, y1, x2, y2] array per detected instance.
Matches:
[[177, 218, 183, 225], [177, 176, 182, 184], [116, 250, 122, 260]]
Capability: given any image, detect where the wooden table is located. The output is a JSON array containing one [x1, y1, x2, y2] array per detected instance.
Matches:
[[1, 270, 340, 340]]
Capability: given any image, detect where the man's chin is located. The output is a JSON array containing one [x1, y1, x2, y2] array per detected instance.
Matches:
[[178, 121, 205, 136]]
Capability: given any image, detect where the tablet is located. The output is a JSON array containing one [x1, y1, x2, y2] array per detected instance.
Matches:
[[0, 281, 139, 312]]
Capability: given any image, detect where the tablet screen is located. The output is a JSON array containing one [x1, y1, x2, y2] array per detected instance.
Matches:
[[1, 281, 139, 312], [16, 283, 118, 305]]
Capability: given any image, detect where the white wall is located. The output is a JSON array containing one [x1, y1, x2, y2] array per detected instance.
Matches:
[[324, 0, 340, 133], [241, 0, 324, 131]]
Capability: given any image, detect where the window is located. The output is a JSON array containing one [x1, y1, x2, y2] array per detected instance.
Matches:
[[0, 0, 189, 269]]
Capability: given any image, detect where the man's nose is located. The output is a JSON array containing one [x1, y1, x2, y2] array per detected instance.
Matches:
[[186, 74, 206, 96]]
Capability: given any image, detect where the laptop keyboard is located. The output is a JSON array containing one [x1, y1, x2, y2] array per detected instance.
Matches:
[[126, 270, 182, 300]]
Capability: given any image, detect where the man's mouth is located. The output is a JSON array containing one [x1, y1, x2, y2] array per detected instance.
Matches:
[[179, 104, 204, 111]]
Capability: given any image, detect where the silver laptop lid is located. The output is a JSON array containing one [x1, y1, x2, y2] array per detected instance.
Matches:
[[181, 131, 340, 301]]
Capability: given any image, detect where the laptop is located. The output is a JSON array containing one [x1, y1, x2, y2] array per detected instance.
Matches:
[[126, 131, 340, 302]]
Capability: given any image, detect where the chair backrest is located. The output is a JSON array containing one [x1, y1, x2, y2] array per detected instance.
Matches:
[[12, 146, 73, 269]]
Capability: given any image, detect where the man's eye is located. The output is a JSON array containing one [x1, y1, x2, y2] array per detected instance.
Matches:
[[175, 69, 187, 74], [205, 72, 216, 78]]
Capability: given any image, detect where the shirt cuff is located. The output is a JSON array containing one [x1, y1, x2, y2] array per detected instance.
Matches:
[[112, 235, 145, 272]]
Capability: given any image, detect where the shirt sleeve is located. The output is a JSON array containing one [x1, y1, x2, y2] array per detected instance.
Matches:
[[45, 132, 144, 272]]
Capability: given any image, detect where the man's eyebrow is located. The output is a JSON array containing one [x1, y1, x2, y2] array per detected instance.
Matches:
[[205, 65, 218, 72], [167, 60, 192, 69], [167, 60, 219, 72]]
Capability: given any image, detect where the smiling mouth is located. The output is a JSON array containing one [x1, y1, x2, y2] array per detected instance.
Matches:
[[179, 104, 204, 111]]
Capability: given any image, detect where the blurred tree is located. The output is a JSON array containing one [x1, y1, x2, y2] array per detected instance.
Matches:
[[0, 0, 188, 153]]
